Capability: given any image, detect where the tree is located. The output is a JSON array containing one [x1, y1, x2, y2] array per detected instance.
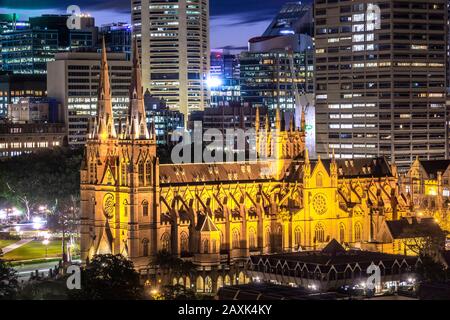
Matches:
[[47, 195, 80, 262], [70, 254, 143, 300], [0, 259, 19, 300], [416, 255, 449, 283], [159, 284, 197, 300], [0, 147, 83, 221], [401, 224, 446, 257], [153, 250, 196, 273]]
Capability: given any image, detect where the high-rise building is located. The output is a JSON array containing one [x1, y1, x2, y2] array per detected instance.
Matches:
[[0, 97, 65, 158], [100, 22, 132, 58], [8, 97, 63, 124], [240, 34, 314, 111], [1, 14, 97, 74], [263, 2, 314, 37], [0, 72, 46, 119], [47, 51, 132, 146], [132, 0, 210, 119], [210, 50, 240, 80], [144, 90, 184, 145], [314, 0, 447, 170], [209, 50, 241, 107], [0, 14, 29, 70]]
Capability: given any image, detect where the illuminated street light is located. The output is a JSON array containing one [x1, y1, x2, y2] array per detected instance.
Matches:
[[42, 239, 50, 257], [206, 77, 222, 88]]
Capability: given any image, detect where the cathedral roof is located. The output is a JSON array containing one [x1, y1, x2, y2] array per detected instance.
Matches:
[[311, 157, 392, 178], [321, 239, 346, 255], [418, 160, 450, 179], [250, 243, 419, 271], [198, 214, 219, 232], [158, 156, 394, 187], [159, 160, 297, 186], [385, 217, 444, 239]]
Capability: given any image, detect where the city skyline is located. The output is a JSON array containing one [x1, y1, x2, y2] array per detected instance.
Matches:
[[0, 0, 306, 50]]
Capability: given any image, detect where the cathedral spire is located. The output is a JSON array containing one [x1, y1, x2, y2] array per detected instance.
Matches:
[[275, 108, 281, 132], [255, 107, 260, 133], [300, 107, 306, 132], [304, 147, 310, 165], [94, 39, 116, 140], [289, 112, 294, 132], [127, 37, 150, 140]]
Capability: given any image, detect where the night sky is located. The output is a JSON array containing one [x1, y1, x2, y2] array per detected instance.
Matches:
[[0, 0, 299, 50]]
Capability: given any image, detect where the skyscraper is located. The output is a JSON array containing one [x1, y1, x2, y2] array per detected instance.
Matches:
[[131, 0, 210, 120], [263, 2, 314, 37], [314, 0, 447, 170], [100, 22, 132, 58], [47, 50, 132, 145], [240, 35, 314, 111], [1, 14, 97, 74]]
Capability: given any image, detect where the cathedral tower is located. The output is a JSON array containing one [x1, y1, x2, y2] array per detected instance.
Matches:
[[81, 38, 158, 266]]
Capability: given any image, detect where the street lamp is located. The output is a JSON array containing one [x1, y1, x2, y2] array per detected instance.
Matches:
[[42, 239, 50, 258]]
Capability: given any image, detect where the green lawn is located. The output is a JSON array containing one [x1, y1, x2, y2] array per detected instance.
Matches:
[[3, 240, 62, 261], [0, 239, 16, 249]]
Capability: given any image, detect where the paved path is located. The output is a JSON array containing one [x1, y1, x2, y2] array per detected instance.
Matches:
[[1, 239, 33, 254]]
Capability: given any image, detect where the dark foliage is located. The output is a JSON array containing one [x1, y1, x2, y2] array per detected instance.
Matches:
[[70, 254, 143, 300], [0, 147, 83, 219], [0, 259, 19, 300]]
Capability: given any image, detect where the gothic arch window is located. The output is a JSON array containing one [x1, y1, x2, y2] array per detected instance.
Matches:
[[212, 239, 217, 253], [294, 226, 302, 247], [339, 223, 346, 243], [314, 223, 325, 243], [180, 232, 189, 253], [196, 276, 204, 293], [138, 161, 145, 186], [249, 227, 257, 249], [145, 161, 152, 185], [203, 239, 209, 254], [316, 172, 323, 187], [204, 276, 213, 293], [161, 232, 171, 252], [216, 276, 224, 290], [232, 229, 240, 249], [142, 200, 149, 217], [354, 222, 362, 242], [142, 238, 149, 257]]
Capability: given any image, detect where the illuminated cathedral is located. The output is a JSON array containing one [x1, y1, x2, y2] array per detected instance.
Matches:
[[80, 41, 412, 293]]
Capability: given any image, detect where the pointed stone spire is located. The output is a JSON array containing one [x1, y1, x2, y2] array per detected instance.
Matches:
[[94, 39, 116, 140], [127, 37, 150, 140], [275, 108, 281, 132], [255, 107, 260, 133], [303, 147, 311, 185], [118, 116, 123, 137], [289, 112, 294, 132], [304, 147, 310, 165], [265, 113, 271, 157], [300, 107, 306, 132]]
